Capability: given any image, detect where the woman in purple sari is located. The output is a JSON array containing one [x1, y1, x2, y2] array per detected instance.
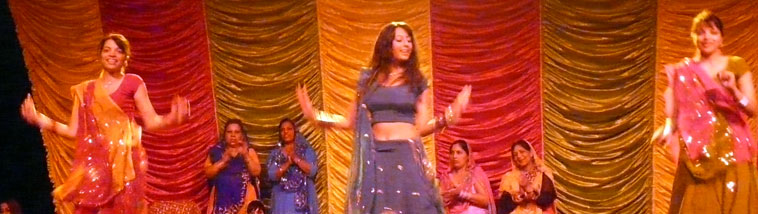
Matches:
[[206, 119, 262, 214], [653, 10, 758, 213]]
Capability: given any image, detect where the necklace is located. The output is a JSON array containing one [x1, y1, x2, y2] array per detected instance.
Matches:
[[389, 70, 403, 77]]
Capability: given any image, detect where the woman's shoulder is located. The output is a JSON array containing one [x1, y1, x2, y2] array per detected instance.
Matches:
[[357, 68, 373, 82], [70, 80, 95, 97], [124, 73, 145, 84], [501, 168, 517, 178], [727, 56, 750, 76], [72, 79, 95, 90], [270, 146, 282, 153]]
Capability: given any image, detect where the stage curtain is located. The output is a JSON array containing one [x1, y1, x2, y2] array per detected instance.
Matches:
[[315, 0, 433, 213], [204, 0, 326, 212], [542, 0, 656, 213], [653, 1, 758, 213], [98, 0, 218, 208], [429, 0, 542, 194], [7, 0, 104, 213]]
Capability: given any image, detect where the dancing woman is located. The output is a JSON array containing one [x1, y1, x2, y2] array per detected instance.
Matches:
[[20, 33, 189, 213]]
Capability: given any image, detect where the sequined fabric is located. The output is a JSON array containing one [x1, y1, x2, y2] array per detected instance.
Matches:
[[666, 59, 755, 164], [499, 142, 556, 214], [270, 142, 309, 212], [266, 134, 319, 214], [356, 140, 444, 214], [666, 58, 758, 213], [440, 165, 494, 214], [53, 79, 147, 213], [148, 201, 200, 214], [209, 141, 253, 214], [346, 70, 444, 214]]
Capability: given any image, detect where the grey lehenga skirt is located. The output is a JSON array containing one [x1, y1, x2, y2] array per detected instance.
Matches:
[[357, 139, 444, 214]]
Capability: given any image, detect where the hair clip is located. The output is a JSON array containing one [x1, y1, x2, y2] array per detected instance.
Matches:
[[391, 21, 407, 26]]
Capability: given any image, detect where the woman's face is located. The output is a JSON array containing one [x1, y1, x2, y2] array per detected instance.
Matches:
[[694, 23, 723, 56], [280, 122, 296, 144], [391, 27, 413, 62], [513, 145, 532, 169], [101, 39, 126, 73], [451, 143, 469, 170], [1, 203, 9, 214], [225, 123, 243, 147]]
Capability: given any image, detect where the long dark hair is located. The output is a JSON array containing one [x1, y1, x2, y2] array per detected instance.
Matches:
[[361, 22, 426, 97]]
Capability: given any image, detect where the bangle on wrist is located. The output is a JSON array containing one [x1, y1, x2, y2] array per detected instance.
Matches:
[[740, 96, 750, 107], [51, 122, 59, 134], [316, 110, 346, 126], [445, 105, 454, 125]]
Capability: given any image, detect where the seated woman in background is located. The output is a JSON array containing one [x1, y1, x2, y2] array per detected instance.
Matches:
[[440, 140, 495, 214], [267, 118, 319, 214], [497, 140, 556, 214], [205, 119, 262, 214]]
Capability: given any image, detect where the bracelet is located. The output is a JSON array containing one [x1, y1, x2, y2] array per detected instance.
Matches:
[[50, 122, 59, 135], [459, 191, 471, 200], [445, 105, 454, 125], [279, 165, 289, 174], [294, 158, 302, 165], [315, 110, 346, 125], [740, 96, 750, 107], [39, 113, 56, 133], [662, 118, 673, 137], [427, 115, 447, 133]]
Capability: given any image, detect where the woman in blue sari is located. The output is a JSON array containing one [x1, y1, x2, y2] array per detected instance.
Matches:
[[206, 119, 262, 214], [267, 118, 319, 214]]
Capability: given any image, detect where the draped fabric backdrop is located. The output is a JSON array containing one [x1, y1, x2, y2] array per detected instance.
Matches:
[[7, 0, 758, 213], [204, 0, 327, 212], [98, 0, 219, 204], [541, 0, 657, 213], [430, 0, 543, 194]]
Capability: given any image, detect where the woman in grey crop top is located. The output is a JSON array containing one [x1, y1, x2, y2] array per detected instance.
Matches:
[[296, 22, 471, 214]]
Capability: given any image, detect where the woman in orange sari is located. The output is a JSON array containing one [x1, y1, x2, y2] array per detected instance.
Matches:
[[20, 33, 189, 213], [653, 10, 758, 214], [497, 140, 556, 214]]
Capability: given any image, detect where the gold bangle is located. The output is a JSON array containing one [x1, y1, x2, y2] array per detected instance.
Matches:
[[315, 110, 346, 125], [445, 105, 454, 124], [51, 122, 58, 135]]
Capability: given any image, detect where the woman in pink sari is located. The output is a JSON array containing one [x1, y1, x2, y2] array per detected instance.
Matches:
[[653, 10, 758, 213], [20, 33, 190, 213], [440, 140, 495, 214]]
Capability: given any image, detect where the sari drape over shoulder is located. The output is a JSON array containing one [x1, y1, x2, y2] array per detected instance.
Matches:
[[54, 75, 147, 213]]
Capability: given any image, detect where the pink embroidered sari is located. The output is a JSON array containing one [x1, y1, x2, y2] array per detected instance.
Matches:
[[665, 57, 758, 214], [665, 59, 755, 178], [53, 78, 148, 213], [440, 148, 495, 214]]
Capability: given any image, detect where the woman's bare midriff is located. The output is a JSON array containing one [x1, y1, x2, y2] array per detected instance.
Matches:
[[372, 122, 418, 141]]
